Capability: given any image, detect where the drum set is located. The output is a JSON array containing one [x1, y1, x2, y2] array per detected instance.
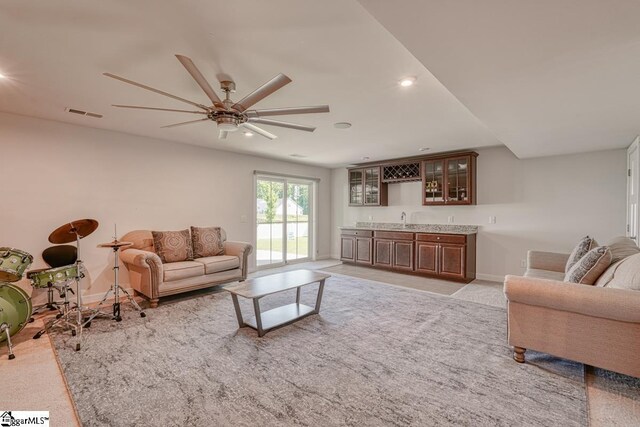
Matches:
[[0, 218, 147, 360]]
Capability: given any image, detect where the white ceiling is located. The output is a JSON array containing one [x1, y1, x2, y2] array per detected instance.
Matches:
[[358, 0, 640, 158], [1, 1, 637, 167]]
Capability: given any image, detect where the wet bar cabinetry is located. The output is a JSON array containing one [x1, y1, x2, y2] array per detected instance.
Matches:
[[347, 151, 477, 207], [340, 227, 476, 283]]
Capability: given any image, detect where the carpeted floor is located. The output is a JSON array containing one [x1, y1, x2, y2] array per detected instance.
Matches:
[[53, 274, 587, 426]]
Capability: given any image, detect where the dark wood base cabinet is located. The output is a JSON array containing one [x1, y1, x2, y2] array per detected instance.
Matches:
[[341, 229, 476, 283]]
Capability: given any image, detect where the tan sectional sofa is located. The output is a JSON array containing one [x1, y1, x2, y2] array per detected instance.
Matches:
[[504, 248, 640, 378], [119, 229, 252, 308]]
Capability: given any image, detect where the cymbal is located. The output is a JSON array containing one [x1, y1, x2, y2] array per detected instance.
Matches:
[[49, 219, 99, 244], [97, 240, 133, 249]]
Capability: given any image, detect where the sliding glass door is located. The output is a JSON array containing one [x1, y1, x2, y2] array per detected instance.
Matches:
[[256, 176, 313, 268]]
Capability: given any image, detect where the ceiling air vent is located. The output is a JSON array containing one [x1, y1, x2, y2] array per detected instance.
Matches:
[[65, 107, 103, 119]]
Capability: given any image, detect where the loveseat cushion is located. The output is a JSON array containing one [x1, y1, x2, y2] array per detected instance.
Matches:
[[191, 226, 224, 258], [606, 236, 640, 264], [602, 252, 640, 291], [194, 255, 240, 274], [565, 235, 598, 272], [564, 246, 612, 285], [524, 268, 565, 281], [163, 261, 204, 282], [152, 229, 194, 263]]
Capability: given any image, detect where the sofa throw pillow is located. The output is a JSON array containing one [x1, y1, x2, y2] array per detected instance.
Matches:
[[565, 236, 598, 272], [151, 229, 194, 263], [191, 226, 224, 258], [564, 246, 612, 285]]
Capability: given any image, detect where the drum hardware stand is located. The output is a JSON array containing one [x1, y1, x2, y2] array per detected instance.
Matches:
[[32, 279, 78, 340], [86, 237, 146, 324], [0, 321, 16, 360], [30, 283, 66, 319]]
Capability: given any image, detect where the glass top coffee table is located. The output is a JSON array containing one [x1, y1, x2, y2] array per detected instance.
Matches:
[[223, 269, 330, 337]]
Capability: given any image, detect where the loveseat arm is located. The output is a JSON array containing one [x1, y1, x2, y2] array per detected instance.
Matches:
[[504, 275, 640, 323], [526, 251, 569, 273], [224, 241, 253, 280], [119, 248, 163, 302]]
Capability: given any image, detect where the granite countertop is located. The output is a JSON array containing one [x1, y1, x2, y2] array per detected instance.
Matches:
[[339, 222, 478, 235]]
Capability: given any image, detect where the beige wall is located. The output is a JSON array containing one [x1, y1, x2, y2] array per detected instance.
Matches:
[[331, 146, 627, 281], [0, 112, 332, 301]]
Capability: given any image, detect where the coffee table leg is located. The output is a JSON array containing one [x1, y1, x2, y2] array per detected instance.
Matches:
[[314, 279, 326, 313], [253, 298, 265, 337], [296, 287, 301, 304], [231, 294, 245, 328]]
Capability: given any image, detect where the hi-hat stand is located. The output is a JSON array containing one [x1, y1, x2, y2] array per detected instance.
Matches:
[[86, 238, 146, 323]]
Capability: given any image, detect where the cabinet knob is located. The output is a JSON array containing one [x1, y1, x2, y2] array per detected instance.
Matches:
[[437, 237, 441, 240]]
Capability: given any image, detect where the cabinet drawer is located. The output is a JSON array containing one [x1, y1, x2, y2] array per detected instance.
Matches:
[[374, 231, 414, 240], [341, 229, 373, 237], [416, 233, 466, 244]]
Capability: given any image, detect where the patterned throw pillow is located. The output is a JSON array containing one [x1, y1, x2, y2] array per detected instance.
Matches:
[[151, 229, 194, 263], [565, 236, 598, 272], [191, 226, 224, 258], [564, 246, 612, 285]]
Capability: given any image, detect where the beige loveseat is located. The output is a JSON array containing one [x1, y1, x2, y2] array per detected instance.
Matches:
[[504, 248, 640, 378], [119, 229, 252, 308]]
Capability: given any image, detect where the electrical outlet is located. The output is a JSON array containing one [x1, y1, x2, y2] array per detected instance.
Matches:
[[489, 216, 496, 224], [368, 215, 373, 221], [240, 215, 248, 223], [520, 259, 526, 268], [448, 215, 454, 223]]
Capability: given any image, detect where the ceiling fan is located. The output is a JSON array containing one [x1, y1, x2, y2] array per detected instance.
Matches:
[[104, 54, 330, 140]]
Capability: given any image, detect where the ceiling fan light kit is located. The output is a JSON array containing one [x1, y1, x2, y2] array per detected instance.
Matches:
[[104, 54, 330, 141]]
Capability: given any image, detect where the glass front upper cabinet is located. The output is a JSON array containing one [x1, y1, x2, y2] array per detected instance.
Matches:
[[422, 153, 477, 205], [348, 167, 388, 206]]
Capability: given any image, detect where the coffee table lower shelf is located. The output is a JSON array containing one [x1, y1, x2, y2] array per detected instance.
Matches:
[[244, 303, 315, 333]]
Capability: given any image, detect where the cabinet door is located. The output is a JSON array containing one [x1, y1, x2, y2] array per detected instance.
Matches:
[[393, 241, 414, 271], [445, 156, 471, 205], [355, 238, 373, 264], [415, 242, 438, 274], [439, 243, 466, 279], [364, 167, 381, 205], [374, 239, 393, 267], [349, 169, 364, 205], [423, 160, 445, 205], [340, 236, 356, 262]]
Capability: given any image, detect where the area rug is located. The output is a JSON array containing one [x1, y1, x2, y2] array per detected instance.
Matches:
[[52, 274, 587, 426]]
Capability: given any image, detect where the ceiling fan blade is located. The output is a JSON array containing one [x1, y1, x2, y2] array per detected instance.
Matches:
[[112, 105, 207, 114], [232, 73, 292, 113], [248, 118, 315, 132], [218, 130, 229, 140], [246, 105, 330, 117], [242, 123, 277, 140], [175, 55, 224, 107], [103, 73, 210, 110], [160, 118, 210, 128]]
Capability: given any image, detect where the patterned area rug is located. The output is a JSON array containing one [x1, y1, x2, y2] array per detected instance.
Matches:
[[53, 275, 587, 426]]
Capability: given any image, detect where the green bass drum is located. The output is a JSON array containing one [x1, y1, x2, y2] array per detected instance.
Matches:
[[0, 283, 32, 342]]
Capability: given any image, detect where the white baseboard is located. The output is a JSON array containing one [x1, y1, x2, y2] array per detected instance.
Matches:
[[80, 288, 138, 305], [476, 273, 505, 283]]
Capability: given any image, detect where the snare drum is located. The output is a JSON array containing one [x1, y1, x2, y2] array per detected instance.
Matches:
[[0, 283, 32, 342], [28, 264, 79, 289], [0, 248, 34, 282]]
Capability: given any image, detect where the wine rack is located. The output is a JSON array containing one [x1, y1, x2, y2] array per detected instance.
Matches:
[[382, 162, 421, 183]]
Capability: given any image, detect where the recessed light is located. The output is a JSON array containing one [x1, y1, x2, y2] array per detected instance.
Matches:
[[243, 131, 254, 137], [399, 77, 416, 87], [418, 147, 430, 152], [334, 122, 352, 129], [361, 156, 370, 161]]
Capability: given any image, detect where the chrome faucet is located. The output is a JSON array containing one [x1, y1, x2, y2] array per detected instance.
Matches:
[[401, 212, 407, 228]]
